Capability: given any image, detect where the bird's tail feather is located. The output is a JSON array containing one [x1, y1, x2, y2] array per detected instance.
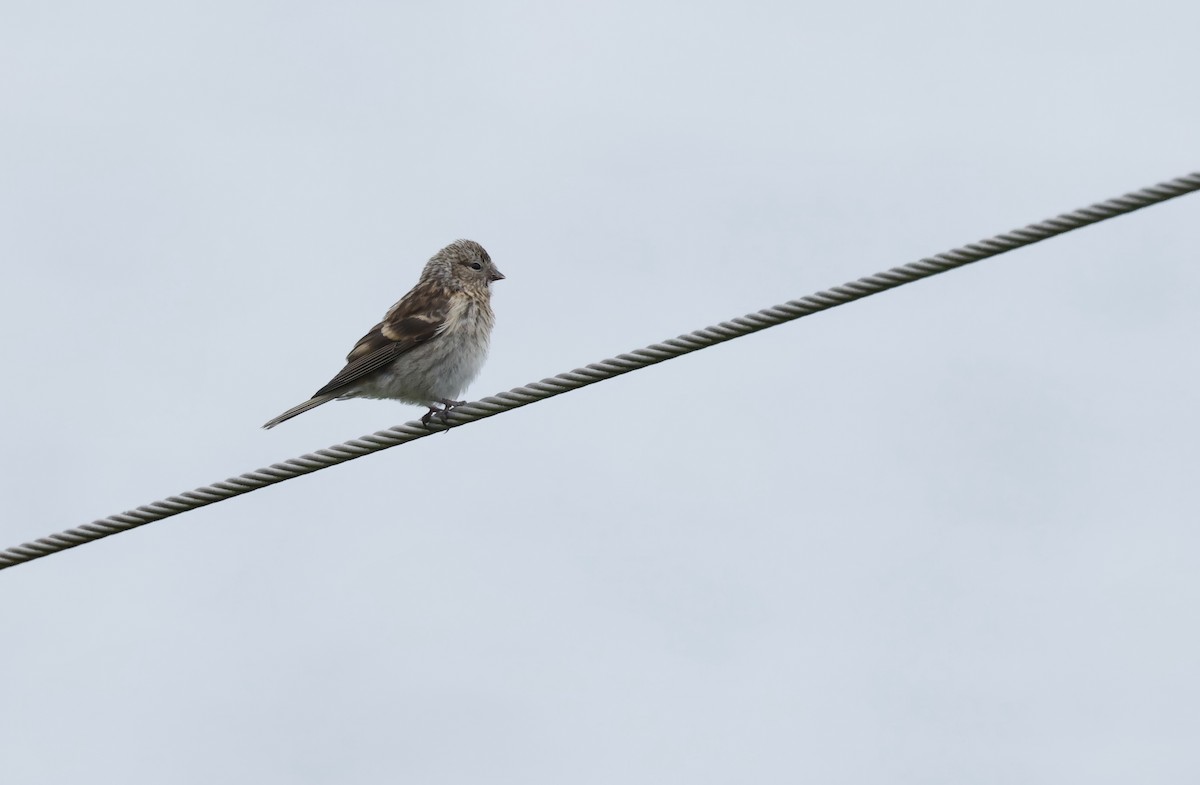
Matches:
[[262, 393, 340, 429]]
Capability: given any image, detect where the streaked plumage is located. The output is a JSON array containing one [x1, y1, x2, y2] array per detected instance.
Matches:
[[263, 239, 503, 429]]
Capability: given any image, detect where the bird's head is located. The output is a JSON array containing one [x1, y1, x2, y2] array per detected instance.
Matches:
[[424, 239, 504, 290]]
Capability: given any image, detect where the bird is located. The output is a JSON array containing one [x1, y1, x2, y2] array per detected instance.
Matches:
[[263, 239, 504, 429]]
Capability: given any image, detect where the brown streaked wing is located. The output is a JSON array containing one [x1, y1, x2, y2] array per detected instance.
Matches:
[[309, 286, 450, 398]]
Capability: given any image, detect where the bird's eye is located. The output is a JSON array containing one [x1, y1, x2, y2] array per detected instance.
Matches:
[[470, 262, 483, 270]]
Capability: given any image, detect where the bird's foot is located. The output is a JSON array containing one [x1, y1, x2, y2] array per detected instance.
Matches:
[[421, 399, 467, 431]]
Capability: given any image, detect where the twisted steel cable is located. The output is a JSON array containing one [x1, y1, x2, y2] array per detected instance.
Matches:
[[3, 171, 1198, 572]]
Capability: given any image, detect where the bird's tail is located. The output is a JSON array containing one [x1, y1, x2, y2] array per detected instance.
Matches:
[[262, 393, 340, 429]]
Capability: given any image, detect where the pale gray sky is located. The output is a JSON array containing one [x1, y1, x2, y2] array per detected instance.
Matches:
[[2, 2, 1198, 783]]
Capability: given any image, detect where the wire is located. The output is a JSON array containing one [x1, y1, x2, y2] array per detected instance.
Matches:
[[3, 171, 1198, 572]]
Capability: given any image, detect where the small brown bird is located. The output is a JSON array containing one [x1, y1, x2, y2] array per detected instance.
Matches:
[[263, 239, 504, 429]]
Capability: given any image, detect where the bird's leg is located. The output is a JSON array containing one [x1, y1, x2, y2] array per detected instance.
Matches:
[[421, 399, 467, 431]]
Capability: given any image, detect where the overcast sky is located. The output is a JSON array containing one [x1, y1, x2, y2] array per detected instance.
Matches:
[[3, 2, 1198, 783]]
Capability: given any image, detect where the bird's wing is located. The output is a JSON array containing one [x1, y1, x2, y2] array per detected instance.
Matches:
[[310, 285, 451, 398]]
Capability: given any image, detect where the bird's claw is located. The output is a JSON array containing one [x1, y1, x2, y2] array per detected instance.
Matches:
[[422, 399, 466, 431]]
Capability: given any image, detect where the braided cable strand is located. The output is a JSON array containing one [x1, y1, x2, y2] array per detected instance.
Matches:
[[3, 171, 1199, 571]]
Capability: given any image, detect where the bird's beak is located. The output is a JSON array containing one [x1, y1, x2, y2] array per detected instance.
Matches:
[[490, 269, 505, 282]]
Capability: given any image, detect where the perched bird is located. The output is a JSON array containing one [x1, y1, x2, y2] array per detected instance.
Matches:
[[263, 239, 504, 429]]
